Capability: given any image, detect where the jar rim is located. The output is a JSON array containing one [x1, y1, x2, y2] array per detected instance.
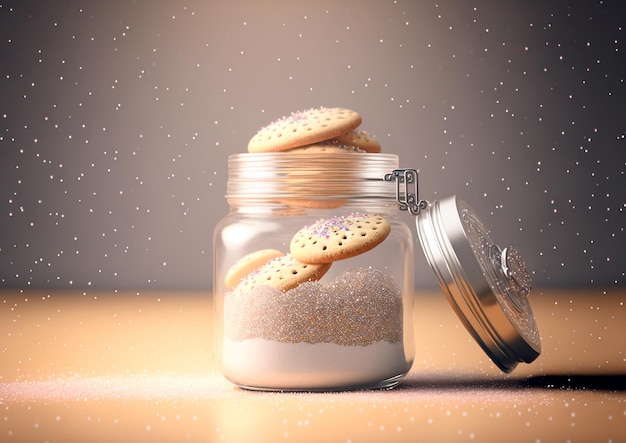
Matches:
[[225, 152, 400, 202]]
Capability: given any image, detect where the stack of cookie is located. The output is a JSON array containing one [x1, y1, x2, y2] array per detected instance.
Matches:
[[226, 213, 390, 295], [225, 106, 390, 294], [247, 106, 381, 154]]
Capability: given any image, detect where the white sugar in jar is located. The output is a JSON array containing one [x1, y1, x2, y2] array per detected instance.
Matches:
[[213, 152, 415, 391]]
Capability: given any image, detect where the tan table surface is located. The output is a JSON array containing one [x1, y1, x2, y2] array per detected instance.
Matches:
[[1, 288, 625, 442]]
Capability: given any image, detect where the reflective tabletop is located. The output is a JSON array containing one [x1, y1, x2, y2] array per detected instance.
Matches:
[[1, 288, 625, 442]]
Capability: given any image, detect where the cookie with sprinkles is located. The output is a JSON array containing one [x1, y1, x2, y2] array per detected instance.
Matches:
[[225, 249, 284, 290], [280, 143, 362, 208], [284, 143, 365, 154], [233, 254, 332, 294], [280, 197, 349, 210], [330, 129, 381, 153], [290, 213, 391, 264], [247, 107, 362, 153]]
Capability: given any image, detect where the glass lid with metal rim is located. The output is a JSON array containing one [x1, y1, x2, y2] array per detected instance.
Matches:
[[384, 169, 541, 373]]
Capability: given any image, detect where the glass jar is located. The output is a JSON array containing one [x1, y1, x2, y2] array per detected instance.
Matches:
[[213, 152, 415, 391]]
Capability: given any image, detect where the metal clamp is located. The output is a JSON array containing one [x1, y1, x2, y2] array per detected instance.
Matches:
[[383, 169, 429, 215]]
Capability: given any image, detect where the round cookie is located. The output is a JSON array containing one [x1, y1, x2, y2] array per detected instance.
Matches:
[[247, 107, 362, 153], [280, 197, 349, 210], [331, 130, 381, 153], [225, 249, 284, 290], [233, 254, 332, 294], [290, 213, 391, 264], [281, 143, 357, 209], [285, 143, 365, 154]]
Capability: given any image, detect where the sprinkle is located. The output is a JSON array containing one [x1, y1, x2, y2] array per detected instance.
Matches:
[[224, 267, 403, 346], [305, 213, 363, 239]]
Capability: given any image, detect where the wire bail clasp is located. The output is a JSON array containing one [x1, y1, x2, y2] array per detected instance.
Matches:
[[383, 169, 429, 215]]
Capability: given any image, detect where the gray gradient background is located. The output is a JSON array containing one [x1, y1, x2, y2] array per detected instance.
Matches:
[[1, 0, 624, 290]]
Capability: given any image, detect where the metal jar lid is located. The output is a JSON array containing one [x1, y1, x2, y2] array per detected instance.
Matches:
[[384, 169, 541, 373]]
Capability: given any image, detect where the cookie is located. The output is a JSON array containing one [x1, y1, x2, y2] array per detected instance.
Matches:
[[290, 213, 391, 264], [233, 254, 332, 294], [285, 143, 365, 154], [280, 143, 359, 209], [225, 249, 284, 290], [331, 130, 381, 153], [280, 197, 349, 210], [247, 107, 362, 153], [272, 206, 308, 216]]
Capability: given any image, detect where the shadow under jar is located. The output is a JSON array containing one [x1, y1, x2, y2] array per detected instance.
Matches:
[[213, 152, 415, 391]]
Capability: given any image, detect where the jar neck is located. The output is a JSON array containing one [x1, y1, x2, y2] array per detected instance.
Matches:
[[226, 199, 401, 217], [225, 152, 400, 207]]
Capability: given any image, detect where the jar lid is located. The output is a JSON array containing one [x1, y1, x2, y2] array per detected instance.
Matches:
[[415, 195, 541, 373]]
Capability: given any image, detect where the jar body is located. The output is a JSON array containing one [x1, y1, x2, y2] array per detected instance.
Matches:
[[213, 153, 415, 391]]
